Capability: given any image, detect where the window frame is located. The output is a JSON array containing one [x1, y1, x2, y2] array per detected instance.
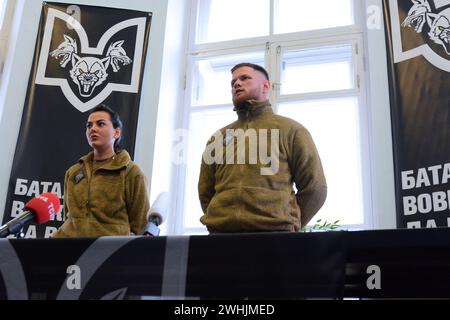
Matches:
[[175, 46, 269, 235], [174, 0, 371, 235], [272, 35, 373, 230]]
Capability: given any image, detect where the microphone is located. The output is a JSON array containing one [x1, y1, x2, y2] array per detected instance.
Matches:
[[143, 192, 168, 236], [143, 211, 162, 236], [0, 192, 61, 238]]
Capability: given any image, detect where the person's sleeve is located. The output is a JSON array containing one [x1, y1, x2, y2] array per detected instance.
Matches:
[[198, 138, 217, 214], [126, 166, 150, 235], [291, 126, 327, 228], [63, 170, 70, 221], [52, 170, 70, 238]]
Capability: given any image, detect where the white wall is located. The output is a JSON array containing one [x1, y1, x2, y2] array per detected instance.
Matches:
[[0, 0, 169, 222], [364, 0, 397, 229], [149, 0, 189, 235]]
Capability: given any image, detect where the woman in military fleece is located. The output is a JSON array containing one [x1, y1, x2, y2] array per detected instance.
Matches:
[[53, 104, 149, 237]]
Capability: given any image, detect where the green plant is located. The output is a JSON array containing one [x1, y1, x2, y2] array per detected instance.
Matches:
[[301, 219, 340, 232]]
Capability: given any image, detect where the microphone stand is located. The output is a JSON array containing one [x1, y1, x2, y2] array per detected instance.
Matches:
[[0, 215, 31, 238]]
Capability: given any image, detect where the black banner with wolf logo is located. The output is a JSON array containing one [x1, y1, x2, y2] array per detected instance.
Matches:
[[1, 3, 152, 238], [384, 0, 450, 228]]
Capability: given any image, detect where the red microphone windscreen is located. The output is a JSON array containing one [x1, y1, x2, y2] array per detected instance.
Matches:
[[24, 192, 61, 224]]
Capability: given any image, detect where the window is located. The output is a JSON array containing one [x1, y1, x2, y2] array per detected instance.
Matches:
[[279, 44, 354, 94], [275, 39, 370, 227], [274, 0, 354, 34], [176, 0, 370, 234], [195, 0, 270, 43], [191, 52, 265, 106], [182, 51, 266, 232], [278, 97, 365, 226]]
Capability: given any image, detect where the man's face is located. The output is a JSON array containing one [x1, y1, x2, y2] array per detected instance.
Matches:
[[231, 66, 270, 107]]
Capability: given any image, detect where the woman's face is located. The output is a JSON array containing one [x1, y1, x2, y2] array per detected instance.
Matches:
[[85, 111, 121, 152]]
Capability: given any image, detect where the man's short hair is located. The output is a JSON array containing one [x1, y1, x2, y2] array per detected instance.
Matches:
[[231, 63, 269, 81]]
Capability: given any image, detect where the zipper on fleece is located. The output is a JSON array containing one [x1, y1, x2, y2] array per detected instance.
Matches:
[[237, 110, 251, 220]]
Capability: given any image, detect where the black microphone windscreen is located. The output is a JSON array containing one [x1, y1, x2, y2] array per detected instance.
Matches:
[[148, 211, 163, 226]]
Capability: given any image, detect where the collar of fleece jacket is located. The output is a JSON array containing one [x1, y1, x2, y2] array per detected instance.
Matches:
[[79, 149, 130, 171], [234, 99, 273, 120]]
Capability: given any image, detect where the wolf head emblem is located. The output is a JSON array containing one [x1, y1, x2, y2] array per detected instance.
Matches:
[[69, 56, 109, 97], [49, 34, 78, 68], [49, 35, 132, 98], [107, 41, 132, 72], [427, 10, 450, 54], [402, 0, 432, 33], [36, 8, 148, 112], [401, 0, 450, 56]]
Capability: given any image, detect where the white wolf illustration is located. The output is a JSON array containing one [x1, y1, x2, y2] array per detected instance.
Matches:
[[49, 35, 78, 68], [106, 41, 132, 72], [402, 0, 432, 33], [49, 35, 132, 97], [427, 8, 450, 54], [69, 56, 110, 97]]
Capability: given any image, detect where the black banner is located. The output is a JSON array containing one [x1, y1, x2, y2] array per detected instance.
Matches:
[[0, 232, 347, 300], [384, 0, 450, 228], [1, 3, 151, 238], [3, 230, 450, 300]]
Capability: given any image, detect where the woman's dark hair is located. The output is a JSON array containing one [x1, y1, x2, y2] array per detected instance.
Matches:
[[88, 104, 123, 152]]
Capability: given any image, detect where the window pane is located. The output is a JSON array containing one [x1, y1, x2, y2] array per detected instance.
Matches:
[[196, 0, 269, 44], [192, 52, 265, 106], [274, 0, 354, 34], [184, 107, 237, 229], [281, 44, 354, 95], [278, 97, 364, 226]]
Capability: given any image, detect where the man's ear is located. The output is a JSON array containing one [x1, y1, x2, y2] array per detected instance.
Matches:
[[262, 79, 271, 94]]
